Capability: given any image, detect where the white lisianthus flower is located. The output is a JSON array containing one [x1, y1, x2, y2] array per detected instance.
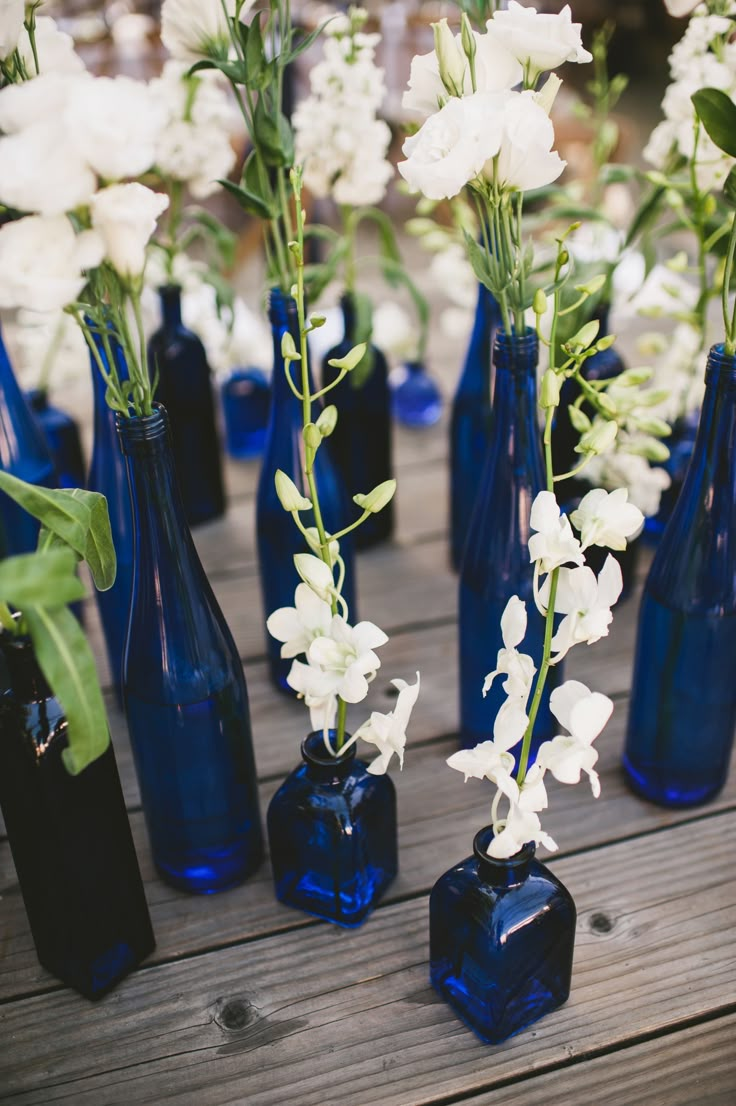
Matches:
[[16, 16, 85, 75], [65, 76, 165, 181], [399, 92, 503, 201], [0, 71, 84, 133], [537, 680, 613, 797], [447, 740, 519, 801], [0, 0, 23, 61], [528, 490, 584, 574], [570, 487, 644, 551], [161, 0, 255, 63], [482, 595, 536, 702], [308, 617, 389, 704], [90, 184, 169, 280], [402, 25, 521, 118], [266, 584, 333, 660], [486, 2, 592, 81], [485, 90, 566, 193], [286, 659, 338, 733], [0, 215, 104, 312], [0, 122, 97, 215], [352, 672, 420, 775], [539, 555, 623, 663]]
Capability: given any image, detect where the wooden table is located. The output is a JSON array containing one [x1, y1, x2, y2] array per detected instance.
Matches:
[[1, 360, 735, 1104]]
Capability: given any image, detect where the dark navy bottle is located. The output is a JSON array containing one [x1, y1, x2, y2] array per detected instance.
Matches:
[[257, 289, 356, 691], [429, 826, 575, 1043], [390, 359, 443, 427], [625, 344, 736, 806], [321, 294, 394, 548], [87, 330, 133, 704], [267, 731, 397, 926], [0, 323, 57, 554], [118, 404, 263, 893], [26, 390, 85, 490], [221, 367, 270, 459], [148, 285, 225, 528], [450, 283, 501, 570], [0, 630, 155, 999], [645, 407, 700, 542], [459, 329, 560, 752]]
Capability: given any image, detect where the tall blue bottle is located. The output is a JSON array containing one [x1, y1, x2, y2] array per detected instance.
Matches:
[[0, 323, 57, 554], [118, 404, 263, 893], [87, 331, 133, 705], [459, 329, 560, 752], [624, 344, 736, 805], [26, 390, 85, 490], [450, 283, 501, 570], [257, 289, 356, 691], [321, 293, 394, 548], [148, 285, 225, 528]]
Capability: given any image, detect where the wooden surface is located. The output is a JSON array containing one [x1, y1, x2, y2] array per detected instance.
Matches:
[[1, 400, 735, 1104]]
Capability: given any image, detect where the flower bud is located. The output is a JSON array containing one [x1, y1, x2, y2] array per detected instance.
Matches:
[[275, 470, 311, 512], [540, 369, 561, 408], [596, 393, 617, 417], [634, 415, 672, 437], [353, 479, 397, 515], [533, 288, 548, 316], [281, 331, 300, 362], [594, 334, 615, 352], [618, 366, 653, 387], [303, 423, 322, 452], [567, 319, 600, 351], [316, 405, 338, 437], [433, 18, 466, 97], [569, 405, 592, 433], [327, 342, 367, 372], [460, 13, 476, 70], [577, 418, 618, 456], [535, 73, 562, 116], [666, 251, 688, 273], [310, 314, 326, 329], [294, 553, 335, 601], [574, 273, 607, 296], [628, 437, 671, 463]]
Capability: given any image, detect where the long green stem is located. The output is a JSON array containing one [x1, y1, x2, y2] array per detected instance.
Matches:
[[722, 215, 736, 354]]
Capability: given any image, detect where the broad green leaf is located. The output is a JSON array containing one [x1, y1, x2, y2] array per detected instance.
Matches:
[[69, 488, 116, 591], [24, 605, 110, 775], [254, 97, 294, 168], [244, 14, 267, 88], [692, 88, 736, 159], [463, 230, 494, 292], [725, 167, 736, 210], [0, 550, 86, 610], [286, 19, 333, 64], [188, 58, 247, 84], [219, 176, 274, 221]]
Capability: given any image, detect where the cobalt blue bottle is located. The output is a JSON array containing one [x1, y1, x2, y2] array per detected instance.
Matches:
[[450, 283, 501, 570], [459, 329, 560, 752], [645, 407, 700, 542], [87, 329, 133, 704], [0, 323, 57, 554], [257, 289, 356, 691], [118, 404, 263, 893], [624, 344, 736, 806], [390, 359, 443, 427], [0, 629, 155, 999], [322, 294, 394, 548], [221, 367, 270, 459], [267, 731, 397, 926], [429, 826, 575, 1043], [26, 390, 85, 490], [148, 285, 225, 528]]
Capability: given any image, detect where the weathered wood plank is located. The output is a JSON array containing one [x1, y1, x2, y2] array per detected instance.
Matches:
[[460, 1014, 736, 1106], [0, 815, 733, 1104]]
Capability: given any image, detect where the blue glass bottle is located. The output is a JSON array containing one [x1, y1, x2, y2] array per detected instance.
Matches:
[[257, 289, 356, 691], [148, 285, 225, 528], [645, 407, 700, 542], [118, 404, 263, 893], [25, 390, 85, 490], [267, 731, 397, 926], [459, 329, 560, 752], [0, 629, 155, 999], [322, 294, 394, 548], [390, 359, 443, 427], [429, 826, 576, 1043], [0, 323, 57, 554], [221, 367, 270, 459], [450, 283, 501, 570], [87, 330, 133, 705], [624, 344, 736, 806]]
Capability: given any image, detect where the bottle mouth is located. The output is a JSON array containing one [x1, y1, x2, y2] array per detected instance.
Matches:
[[116, 402, 170, 451], [493, 327, 539, 369], [473, 826, 535, 874], [706, 343, 736, 382], [301, 730, 356, 777]]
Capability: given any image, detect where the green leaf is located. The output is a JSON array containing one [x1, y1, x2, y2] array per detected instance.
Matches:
[[463, 230, 494, 292], [0, 550, 86, 610], [625, 185, 667, 249], [219, 174, 274, 221], [254, 97, 294, 168], [285, 19, 334, 64], [23, 605, 110, 775], [692, 88, 736, 159], [244, 15, 267, 88], [725, 167, 736, 210], [188, 58, 247, 84]]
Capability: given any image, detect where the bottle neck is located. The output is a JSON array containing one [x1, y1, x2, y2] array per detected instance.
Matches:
[[301, 731, 356, 782], [1, 631, 52, 702], [159, 284, 183, 329], [687, 343, 736, 492], [492, 328, 541, 444], [340, 292, 357, 343], [473, 827, 535, 887]]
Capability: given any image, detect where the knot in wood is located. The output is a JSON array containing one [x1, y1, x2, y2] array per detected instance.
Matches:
[[214, 997, 256, 1033], [589, 911, 614, 934]]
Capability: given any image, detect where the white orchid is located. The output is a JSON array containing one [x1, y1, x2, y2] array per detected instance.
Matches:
[[308, 617, 388, 704], [294, 552, 338, 603], [528, 490, 584, 574], [266, 584, 333, 660], [486, 2, 592, 82], [447, 740, 518, 801], [537, 680, 613, 797], [540, 555, 623, 663], [486, 803, 558, 859], [352, 672, 420, 775], [286, 659, 338, 734], [570, 487, 644, 551], [482, 596, 536, 703]]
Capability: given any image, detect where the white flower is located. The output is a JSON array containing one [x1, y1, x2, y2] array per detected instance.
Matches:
[[0, 0, 23, 61], [286, 659, 338, 733], [90, 184, 169, 279], [352, 672, 420, 774], [161, 0, 254, 63], [372, 302, 417, 360], [492, 697, 530, 753], [570, 487, 644, 551], [293, 552, 337, 603], [65, 76, 165, 181], [582, 450, 671, 519], [399, 92, 503, 200], [0, 71, 82, 133], [447, 740, 519, 802], [0, 215, 104, 312], [16, 16, 85, 75], [308, 617, 388, 704], [486, 89, 566, 193], [528, 490, 584, 573], [486, 2, 592, 80], [0, 121, 96, 215], [486, 803, 558, 859], [266, 583, 333, 660], [537, 679, 613, 797], [402, 25, 521, 118], [540, 555, 623, 663], [664, 1, 699, 16], [482, 595, 536, 702]]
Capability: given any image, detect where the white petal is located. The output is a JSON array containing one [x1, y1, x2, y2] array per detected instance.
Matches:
[[500, 595, 527, 649], [265, 606, 303, 644], [596, 554, 624, 608], [351, 620, 390, 654], [530, 490, 561, 533], [568, 691, 613, 743], [493, 698, 529, 751], [340, 666, 370, 704], [549, 679, 591, 732]]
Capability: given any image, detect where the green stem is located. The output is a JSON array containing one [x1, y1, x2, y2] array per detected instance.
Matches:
[[722, 215, 736, 354], [517, 569, 558, 785], [335, 697, 347, 752]]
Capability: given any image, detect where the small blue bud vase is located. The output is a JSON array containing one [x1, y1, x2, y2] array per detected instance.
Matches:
[[25, 390, 85, 490], [625, 343, 736, 805], [267, 731, 398, 927], [390, 359, 443, 428], [429, 827, 576, 1044]]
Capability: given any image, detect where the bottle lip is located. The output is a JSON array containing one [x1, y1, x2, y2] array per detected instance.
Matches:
[[473, 826, 536, 872], [301, 730, 356, 776], [706, 343, 736, 380], [116, 402, 170, 452], [268, 286, 298, 320]]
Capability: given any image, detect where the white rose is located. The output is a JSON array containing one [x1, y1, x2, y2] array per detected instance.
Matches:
[[402, 28, 521, 119], [0, 215, 104, 312], [16, 16, 85, 76], [161, 0, 255, 63], [487, 90, 566, 192], [90, 183, 169, 279], [0, 121, 97, 215], [487, 2, 592, 79], [0, 0, 23, 61], [65, 76, 165, 181], [399, 92, 503, 200]]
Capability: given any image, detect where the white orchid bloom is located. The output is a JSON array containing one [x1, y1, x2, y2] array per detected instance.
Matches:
[[266, 583, 333, 660], [539, 555, 624, 663], [286, 659, 338, 734], [294, 553, 336, 603], [492, 696, 530, 752], [308, 616, 388, 704], [537, 680, 614, 797], [352, 672, 420, 775], [447, 740, 519, 802], [528, 491, 584, 574], [482, 595, 536, 702], [487, 802, 557, 859], [570, 487, 644, 551]]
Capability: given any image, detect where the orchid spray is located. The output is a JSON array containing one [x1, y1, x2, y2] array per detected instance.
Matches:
[[265, 168, 419, 772]]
